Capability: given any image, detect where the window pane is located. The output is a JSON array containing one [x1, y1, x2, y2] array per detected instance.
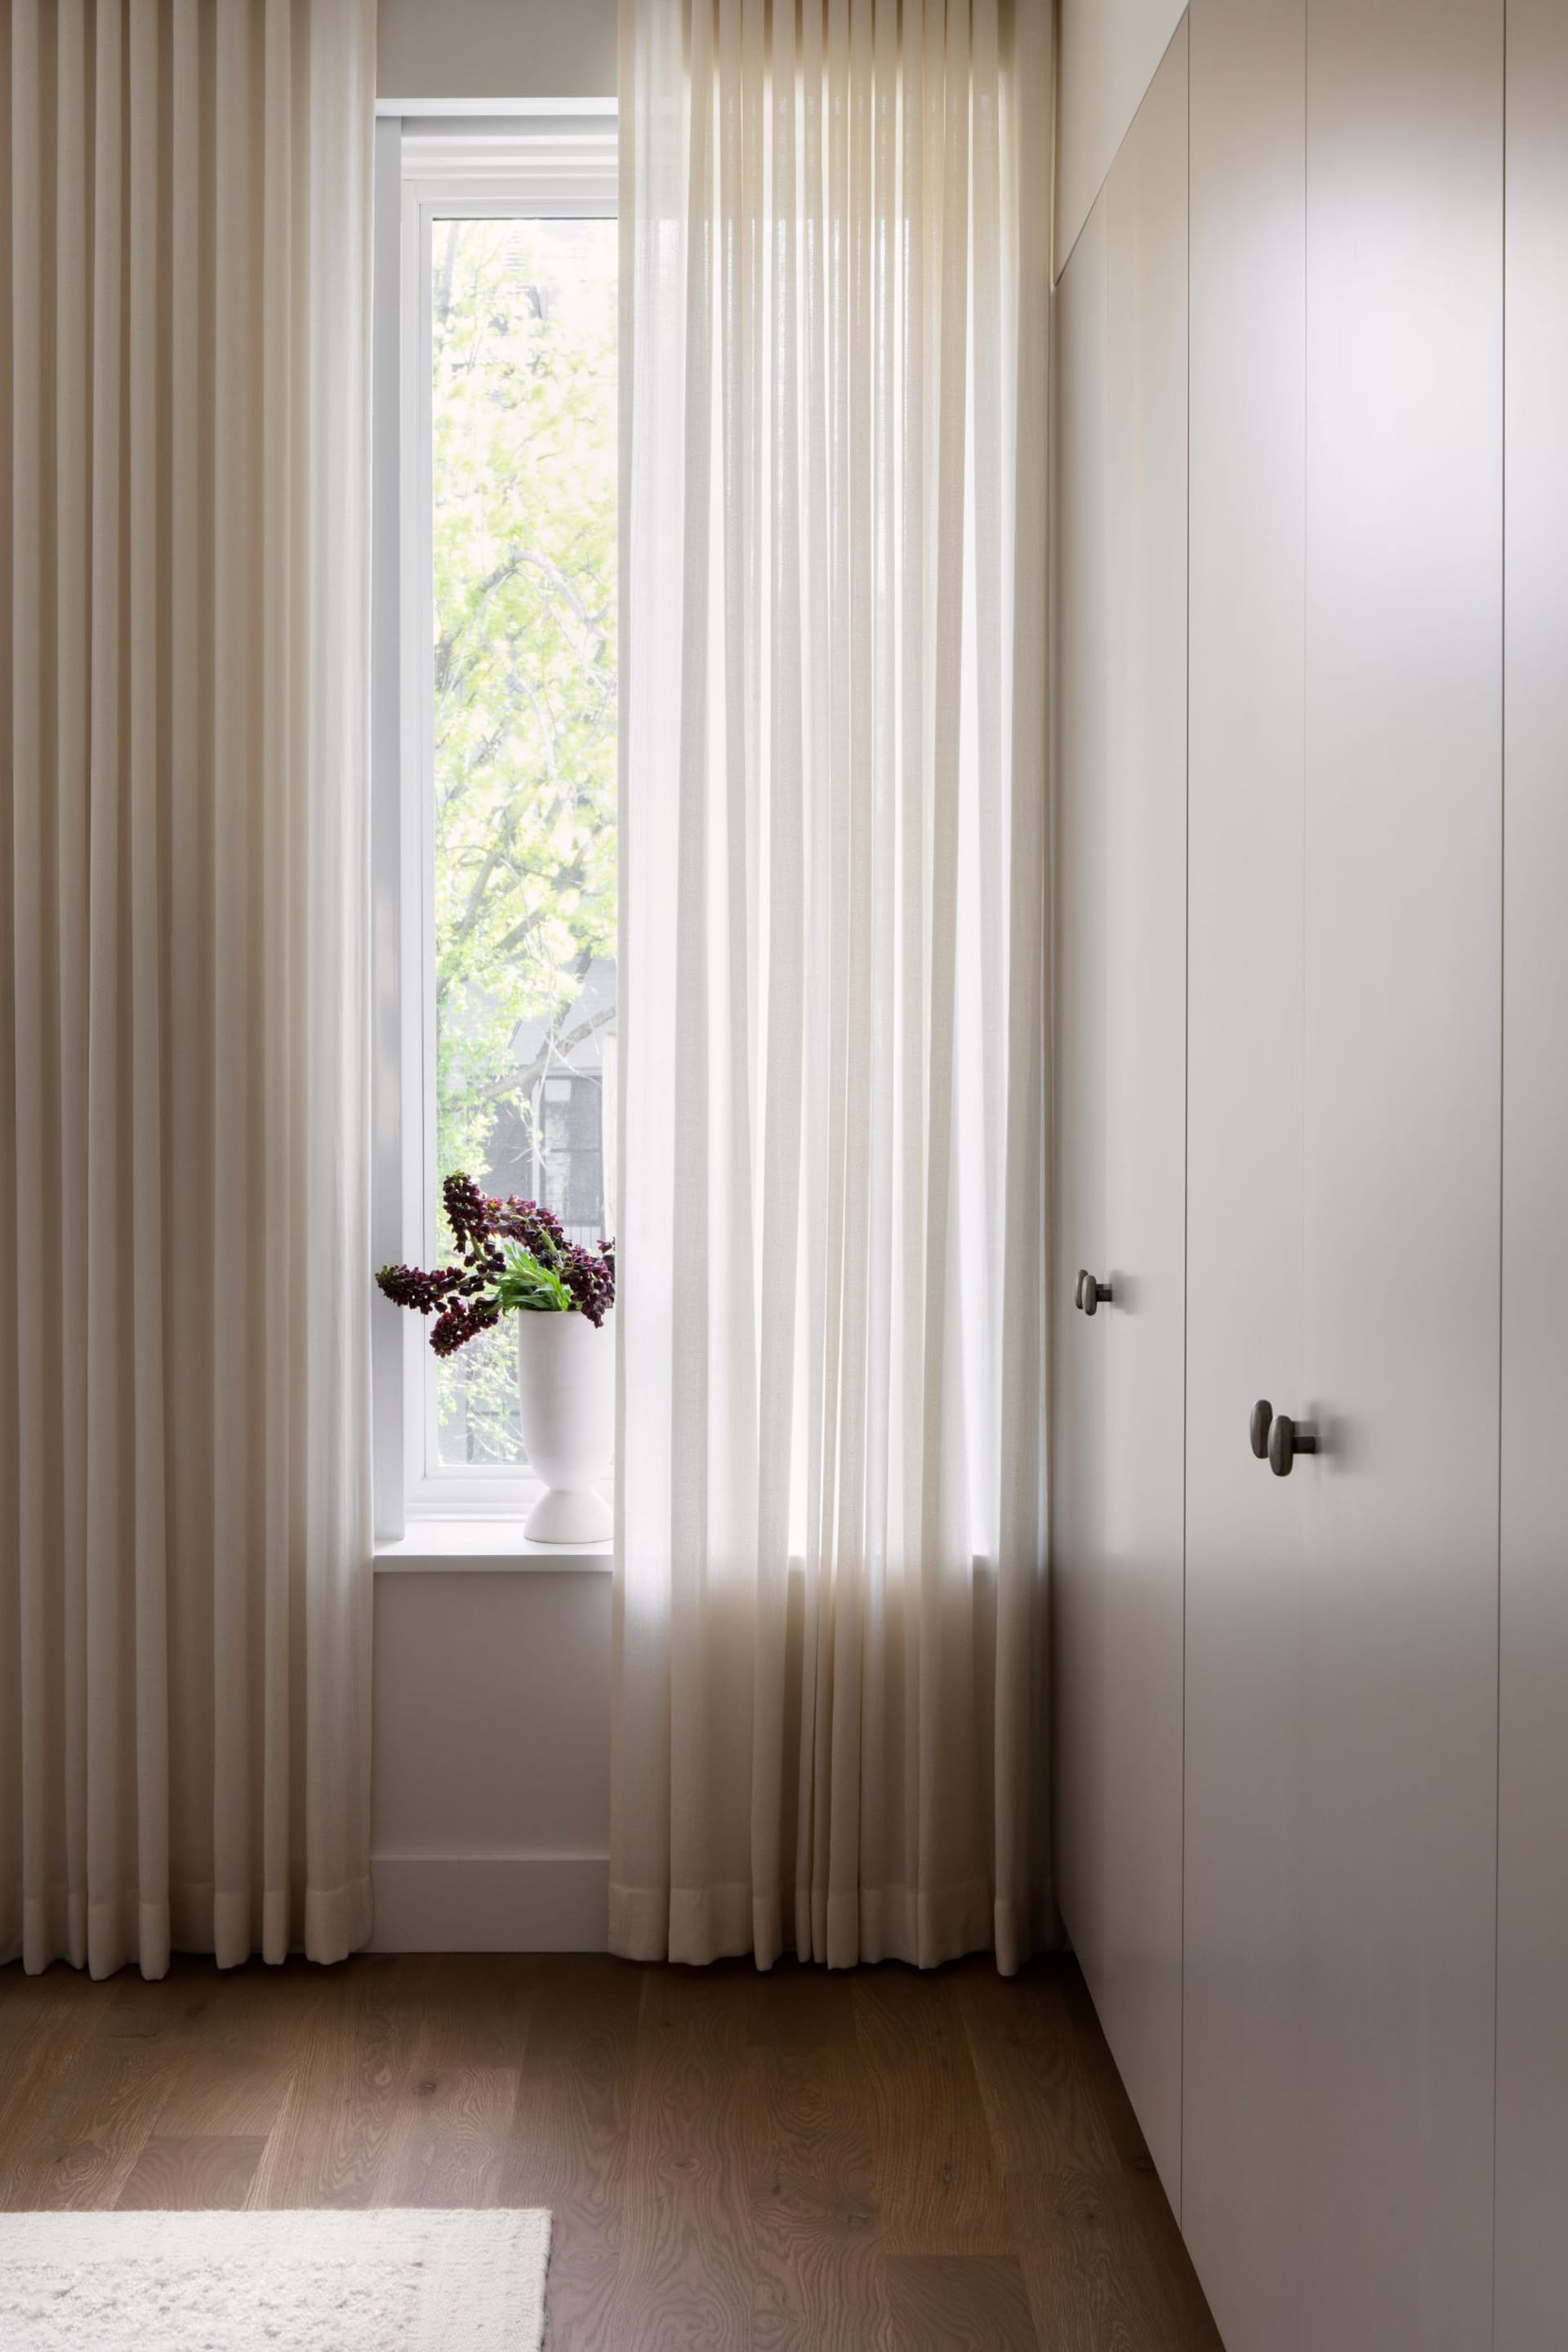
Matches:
[[429, 215, 617, 1468]]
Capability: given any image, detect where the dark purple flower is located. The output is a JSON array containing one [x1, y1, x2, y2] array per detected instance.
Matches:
[[376, 1173, 616, 1356]]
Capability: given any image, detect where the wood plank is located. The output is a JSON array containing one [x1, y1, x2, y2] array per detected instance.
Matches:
[[500, 1953, 641, 2258], [961, 1956, 1218, 2351], [378, 2065, 520, 2208], [597, 1962, 758, 2345], [0, 1951, 1219, 2349], [117, 2132, 266, 2212], [244, 1960, 409, 2210], [853, 1967, 1010, 2257], [370, 1953, 538, 2072], [372, 1956, 536, 2207], [955, 1956, 1122, 2175], [542, 2250, 622, 2352], [2, 2029, 173, 2211], [0, 1967, 117, 2155], [746, 1957, 858, 2055], [105, 1956, 322, 2140], [746, 1966, 892, 2351], [1011, 2168, 1221, 2352], [884, 2253, 1039, 2352]]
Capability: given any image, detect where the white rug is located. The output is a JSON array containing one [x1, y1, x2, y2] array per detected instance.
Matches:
[[0, 2207, 551, 2352]]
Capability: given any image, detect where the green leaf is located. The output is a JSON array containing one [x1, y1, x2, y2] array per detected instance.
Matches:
[[494, 1242, 574, 1316]]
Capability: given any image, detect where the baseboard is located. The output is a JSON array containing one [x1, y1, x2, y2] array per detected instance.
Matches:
[[369, 1852, 610, 1953]]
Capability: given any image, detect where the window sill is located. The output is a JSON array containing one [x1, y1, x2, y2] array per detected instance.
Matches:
[[373, 1517, 612, 1574]]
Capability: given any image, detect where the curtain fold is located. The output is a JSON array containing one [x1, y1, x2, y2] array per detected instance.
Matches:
[[0, 0, 376, 1980], [613, 0, 1052, 1974]]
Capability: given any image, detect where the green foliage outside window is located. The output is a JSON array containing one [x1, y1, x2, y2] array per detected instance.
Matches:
[[430, 213, 617, 1465]]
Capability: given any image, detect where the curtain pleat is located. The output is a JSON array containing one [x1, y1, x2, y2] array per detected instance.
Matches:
[[0, 0, 376, 1980], [613, 0, 1053, 1975]]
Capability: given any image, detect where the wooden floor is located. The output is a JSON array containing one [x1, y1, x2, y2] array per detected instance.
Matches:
[[0, 1949, 1219, 2350]]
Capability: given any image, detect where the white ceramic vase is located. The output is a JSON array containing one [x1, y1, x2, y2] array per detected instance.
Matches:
[[515, 1307, 614, 1544]]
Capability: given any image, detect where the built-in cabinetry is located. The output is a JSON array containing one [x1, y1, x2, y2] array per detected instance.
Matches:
[[1053, 19, 1188, 2212], [1183, 2, 1306, 2336], [1496, 4, 1568, 2343], [1298, 8, 1503, 2342], [1053, 5, 1568, 2345]]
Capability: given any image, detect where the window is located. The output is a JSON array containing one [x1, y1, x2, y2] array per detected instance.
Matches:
[[374, 118, 617, 1528]]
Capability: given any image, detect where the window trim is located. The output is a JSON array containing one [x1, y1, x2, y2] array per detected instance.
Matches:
[[371, 114, 617, 1537]]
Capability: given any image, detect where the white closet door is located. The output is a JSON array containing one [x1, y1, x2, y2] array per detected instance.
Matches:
[[1182, 2, 1305, 2344], [1496, 3, 1568, 2341], [1300, 4, 1503, 2345], [1053, 22, 1188, 2215], [1052, 176, 1111, 2087]]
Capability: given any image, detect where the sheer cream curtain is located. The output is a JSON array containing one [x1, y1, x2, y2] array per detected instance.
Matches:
[[0, 0, 376, 1980], [613, 0, 1051, 1973]]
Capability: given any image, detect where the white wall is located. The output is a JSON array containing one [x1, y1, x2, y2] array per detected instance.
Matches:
[[1057, 0, 1187, 274], [370, 1564, 612, 1949], [376, 0, 617, 103]]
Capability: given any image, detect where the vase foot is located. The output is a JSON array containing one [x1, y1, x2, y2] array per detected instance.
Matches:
[[524, 1484, 612, 1545]]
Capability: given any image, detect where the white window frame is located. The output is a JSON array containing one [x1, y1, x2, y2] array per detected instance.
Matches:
[[371, 115, 617, 1535]]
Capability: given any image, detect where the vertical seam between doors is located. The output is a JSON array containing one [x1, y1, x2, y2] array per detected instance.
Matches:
[[1178, 2, 1192, 2234], [1490, 7, 1507, 2345], [1296, 5, 1309, 2344]]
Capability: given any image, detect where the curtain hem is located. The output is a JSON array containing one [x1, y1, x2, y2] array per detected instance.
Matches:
[[609, 1872, 1027, 1973], [2, 1873, 374, 1981]]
